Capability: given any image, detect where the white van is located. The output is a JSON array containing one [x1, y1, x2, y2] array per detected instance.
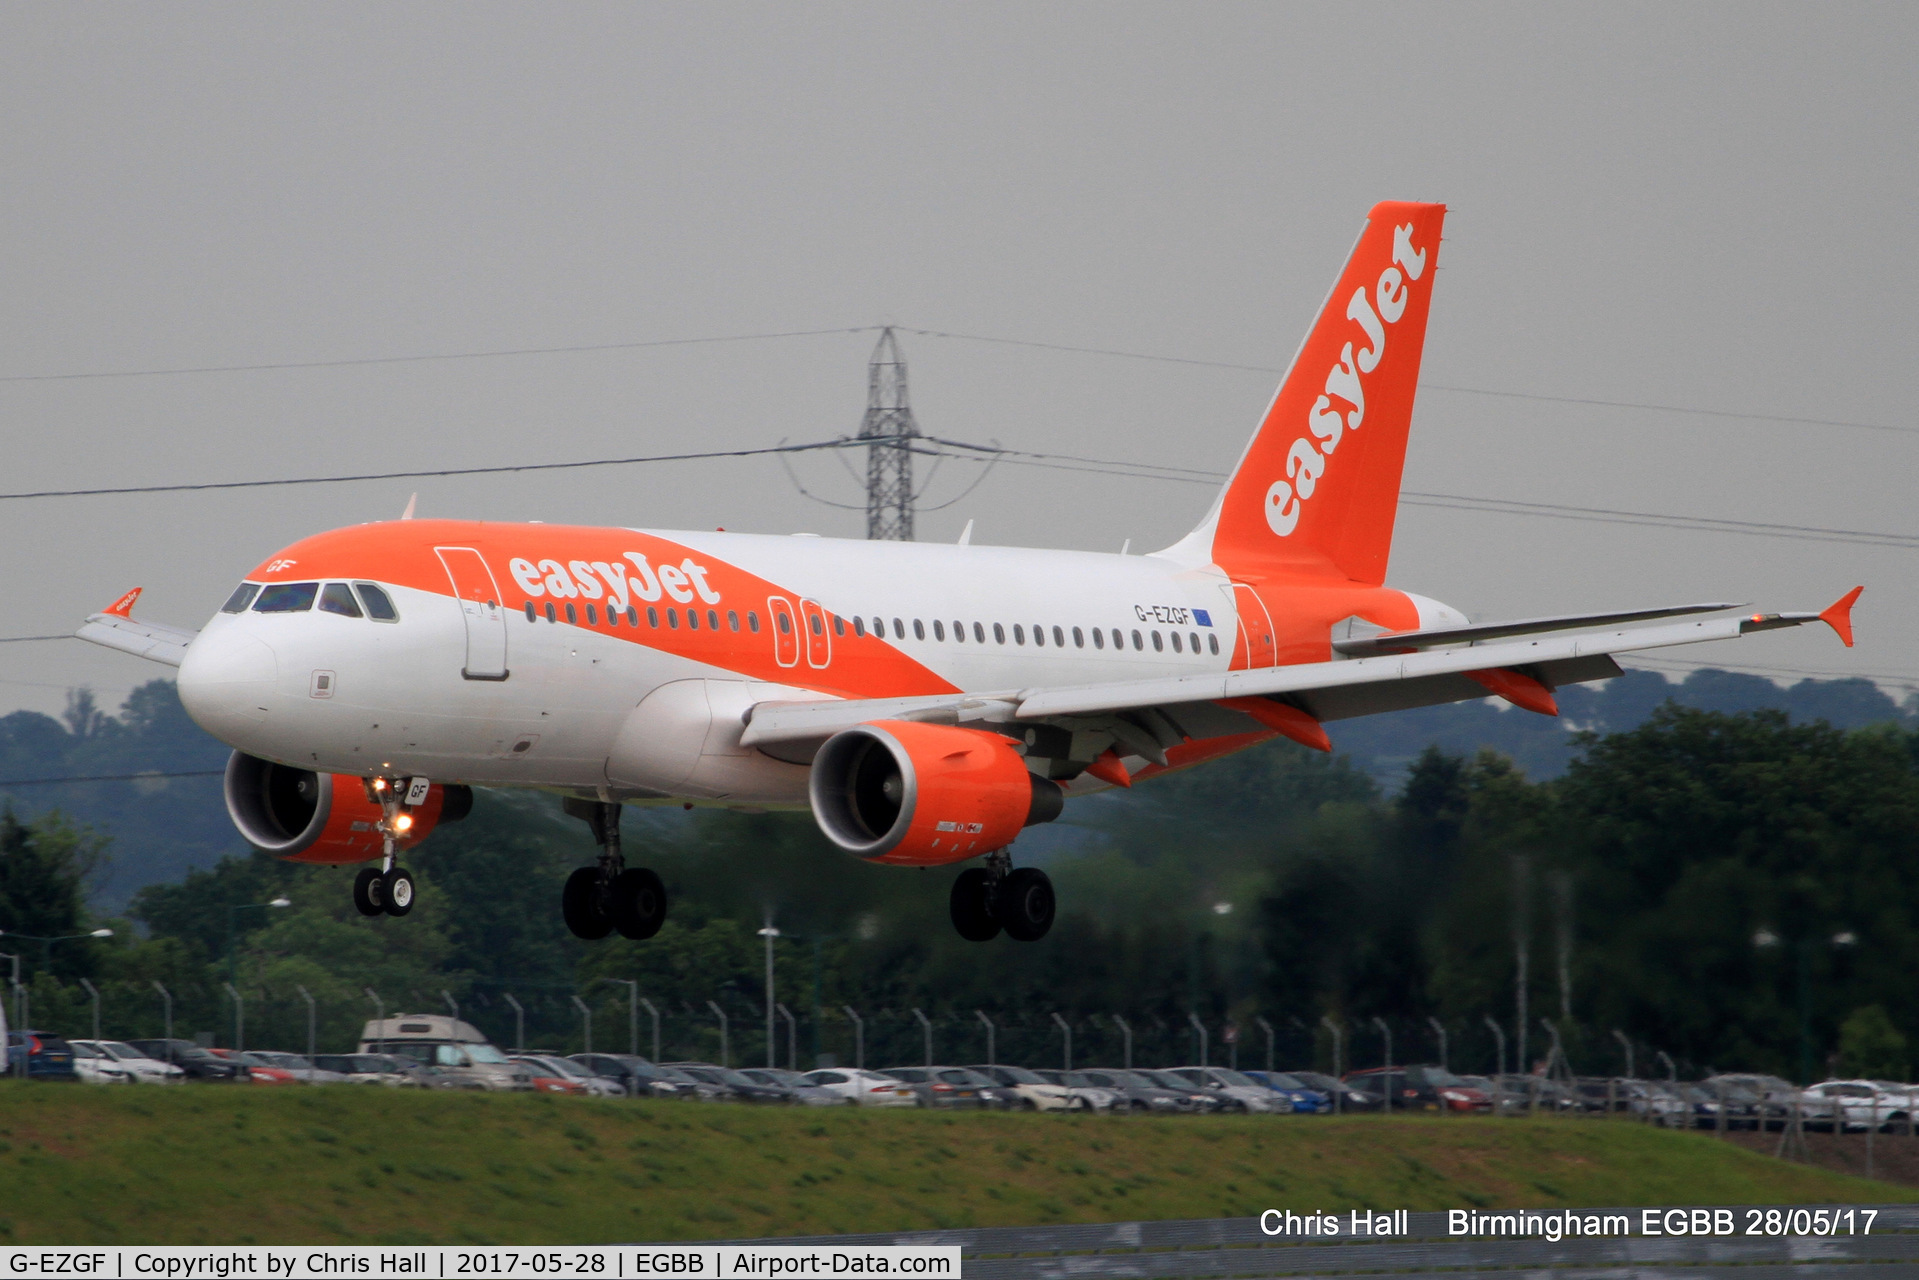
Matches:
[[358, 1014, 532, 1091]]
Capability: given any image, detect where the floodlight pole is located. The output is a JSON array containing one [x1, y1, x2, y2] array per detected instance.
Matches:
[[1052, 1012, 1072, 1071], [1187, 1011, 1207, 1067], [758, 926, 780, 1069], [502, 992, 525, 1054], [1256, 1016, 1275, 1073], [912, 1008, 932, 1067], [1371, 1016, 1392, 1114], [638, 997, 661, 1062], [79, 978, 101, 1041], [1113, 1015, 1133, 1070], [975, 1010, 995, 1067], [842, 1006, 864, 1070]]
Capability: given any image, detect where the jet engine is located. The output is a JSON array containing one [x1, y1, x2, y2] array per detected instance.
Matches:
[[808, 721, 1063, 865], [223, 751, 472, 864]]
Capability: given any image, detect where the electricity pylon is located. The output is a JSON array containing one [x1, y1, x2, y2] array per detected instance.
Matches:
[[858, 327, 919, 540]]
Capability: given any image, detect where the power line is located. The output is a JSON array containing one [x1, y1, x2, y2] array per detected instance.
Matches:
[[0, 326, 878, 383]]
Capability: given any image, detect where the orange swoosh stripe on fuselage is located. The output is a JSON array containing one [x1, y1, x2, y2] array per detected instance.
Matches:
[[246, 519, 961, 701]]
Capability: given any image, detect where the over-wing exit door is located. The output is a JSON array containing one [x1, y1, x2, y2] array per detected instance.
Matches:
[[436, 547, 509, 680]]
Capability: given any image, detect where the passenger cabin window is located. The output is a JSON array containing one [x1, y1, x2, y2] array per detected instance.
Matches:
[[355, 583, 399, 621], [896, 617, 907, 638], [1151, 631, 1164, 652], [546, 603, 558, 623], [1055, 626, 1067, 648], [524, 602, 537, 622], [586, 604, 599, 625], [833, 615, 845, 637], [221, 583, 260, 613], [1132, 630, 1144, 650], [1208, 634, 1220, 655], [667, 608, 679, 629], [1190, 631, 1200, 653], [748, 611, 760, 632], [253, 583, 319, 613], [728, 610, 740, 631], [319, 583, 363, 618], [853, 617, 866, 637], [973, 622, 985, 643], [686, 609, 698, 630], [1170, 632, 1182, 653], [627, 607, 638, 626], [1012, 624, 1024, 645], [929, 620, 941, 640], [994, 623, 1006, 644], [647, 607, 659, 627], [707, 609, 719, 631], [1029, 625, 1040, 647], [565, 603, 578, 625], [1091, 628, 1103, 649]]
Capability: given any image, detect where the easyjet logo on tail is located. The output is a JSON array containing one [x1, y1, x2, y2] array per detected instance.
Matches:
[[1266, 223, 1428, 538]]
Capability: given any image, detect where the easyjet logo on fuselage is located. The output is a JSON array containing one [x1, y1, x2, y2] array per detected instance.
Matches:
[[1265, 222, 1428, 538], [509, 553, 723, 610]]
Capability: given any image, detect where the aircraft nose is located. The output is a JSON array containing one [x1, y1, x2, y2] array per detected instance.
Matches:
[[177, 623, 280, 734]]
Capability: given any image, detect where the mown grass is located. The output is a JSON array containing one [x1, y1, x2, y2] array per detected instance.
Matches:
[[0, 1082, 1909, 1244]]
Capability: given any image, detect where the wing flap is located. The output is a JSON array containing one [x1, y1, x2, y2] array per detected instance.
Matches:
[[1330, 601, 1742, 656]]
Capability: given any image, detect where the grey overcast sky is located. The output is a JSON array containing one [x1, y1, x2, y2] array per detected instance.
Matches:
[[3, 2, 1915, 719]]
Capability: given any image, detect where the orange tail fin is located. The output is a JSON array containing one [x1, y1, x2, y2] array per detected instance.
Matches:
[[1177, 202, 1445, 586]]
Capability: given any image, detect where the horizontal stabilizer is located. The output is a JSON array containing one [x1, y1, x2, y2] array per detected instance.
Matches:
[[1331, 602, 1742, 656]]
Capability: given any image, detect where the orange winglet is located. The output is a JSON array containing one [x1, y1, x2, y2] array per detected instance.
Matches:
[[103, 587, 143, 618], [1466, 668, 1559, 717], [1218, 697, 1333, 753], [1820, 586, 1863, 648], [1084, 750, 1132, 788]]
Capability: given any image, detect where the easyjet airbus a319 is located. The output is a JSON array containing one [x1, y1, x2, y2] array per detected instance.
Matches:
[[79, 202, 1861, 943]]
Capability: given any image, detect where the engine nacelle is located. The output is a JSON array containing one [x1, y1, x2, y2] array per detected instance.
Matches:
[[808, 721, 1064, 865], [223, 751, 472, 865]]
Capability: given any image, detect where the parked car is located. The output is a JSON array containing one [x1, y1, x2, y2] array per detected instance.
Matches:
[[238, 1051, 349, 1084], [509, 1055, 620, 1097], [1343, 1065, 1490, 1113], [1802, 1079, 1916, 1132], [668, 1062, 798, 1104], [67, 1039, 132, 1084], [1244, 1070, 1330, 1113], [1075, 1067, 1203, 1113], [799, 1067, 918, 1107], [1033, 1068, 1120, 1112], [1130, 1068, 1224, 1112], [1166, 1066, 1282, 1113], [1291, 1070, 1379, 1112], [72, 1040, 184, 1084], [5, 1031, 79, 1081], [879, 1066, 995, 1109], [738, 1068, 845, 1106], [360, 1015, 531, 1091], [211, 1048, 295, 1084], [1707, 1073, 1838, 1131], [570, 1053, 702, 1099], [1667, 1081, 1761, 1130], [969, 1064, 1074, 1111], [311, 1052, 443, 1087], [124, 1038, 244, 1081]]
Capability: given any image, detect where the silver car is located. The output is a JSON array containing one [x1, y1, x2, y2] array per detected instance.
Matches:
[[1165, 1066, 1279, 1113]]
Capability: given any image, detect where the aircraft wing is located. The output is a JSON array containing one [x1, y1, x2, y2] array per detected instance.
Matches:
[[74, 588, 197, 667], [741, 590, 1862, 762]]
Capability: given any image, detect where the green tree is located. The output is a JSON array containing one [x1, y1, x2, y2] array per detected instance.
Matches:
[[1837, 1005, 1908, 1080], [0, 808, 109, 981]]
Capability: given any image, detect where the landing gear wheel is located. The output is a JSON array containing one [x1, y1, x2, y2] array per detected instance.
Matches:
[[353, 867, 386, 917], [563, 867, 614, 940], [997, 867, 1055, 941], [382, 867, 415, 917], [950, 867, 1003, 941], [609, 867, 668, 940]]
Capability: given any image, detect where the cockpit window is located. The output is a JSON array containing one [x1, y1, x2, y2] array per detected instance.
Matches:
[[318, 583, 363, 618], [354, 583, 399, 622], [253, 583, 319, 613], [221, 583, 261, 614]]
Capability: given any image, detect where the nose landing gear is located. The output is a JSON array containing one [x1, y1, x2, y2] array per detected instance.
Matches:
[[352, 776, 417, 918], [950, 849, 1054, 942], [561, 798, 668, 941]]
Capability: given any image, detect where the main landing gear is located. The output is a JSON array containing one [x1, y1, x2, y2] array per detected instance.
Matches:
[[353, 777, 416, 918], [950, 849, 1055, 942], [561, 798, 668, 941]]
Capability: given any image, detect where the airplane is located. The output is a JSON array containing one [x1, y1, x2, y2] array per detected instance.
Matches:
[[76, 201, 1862, 944]]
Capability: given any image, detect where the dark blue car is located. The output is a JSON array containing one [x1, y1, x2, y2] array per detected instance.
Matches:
[[1245, 1069, 1330, 1113], [5, 1030, 80, 1081]]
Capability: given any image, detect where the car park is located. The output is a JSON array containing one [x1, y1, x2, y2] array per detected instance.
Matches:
[[72, 1040, 184, 1084], [799, 1067, 918, 1107], [1071, 1067, 1195, 1113], [880, 1066, 995, 1109], [511, 1054, 625, 1097], [67, 1039, 131, 1084], [5, 1030, 79, 1081], [969, 1064, 1074, 1111], [124, 1038, 244, 1081], [1166, 1066, 1281, 1113], [738, 1068, 845, 1105], [669, 1062, 799, 1103], [570, 1053, 701, 1099]]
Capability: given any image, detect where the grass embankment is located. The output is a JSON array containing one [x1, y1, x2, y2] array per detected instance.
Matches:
[[0, 1082, 1909, 1244]]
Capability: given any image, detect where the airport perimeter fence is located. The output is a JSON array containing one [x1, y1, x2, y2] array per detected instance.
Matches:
[[700, 1206, 1919, 1278]]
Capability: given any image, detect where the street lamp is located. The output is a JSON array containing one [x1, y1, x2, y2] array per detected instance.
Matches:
[[226, 898, 291, 986], [1755, 926, 1857, 1083], [757, 924, 780, 1068], [0, 928, 115, 974]]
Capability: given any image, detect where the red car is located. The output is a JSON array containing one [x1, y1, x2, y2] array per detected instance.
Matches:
[[1344, 1065, 1491, 1112]]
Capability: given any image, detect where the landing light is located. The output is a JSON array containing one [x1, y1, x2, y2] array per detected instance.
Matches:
[[393, 814, 414, 833]]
